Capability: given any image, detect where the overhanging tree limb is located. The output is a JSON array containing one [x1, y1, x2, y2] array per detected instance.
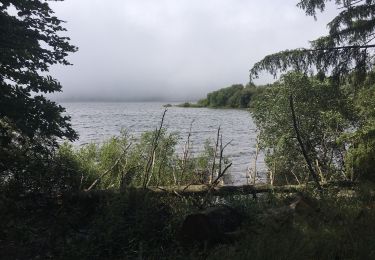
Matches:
[[309, 44, 375, 51], [250, 45, 375, 80], [250, 0, 375, 81]]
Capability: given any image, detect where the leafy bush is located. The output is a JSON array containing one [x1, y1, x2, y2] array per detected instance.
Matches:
[[0, 0, 77, 194], [344, 125, 375, 183], [56, 126, 227, 191]]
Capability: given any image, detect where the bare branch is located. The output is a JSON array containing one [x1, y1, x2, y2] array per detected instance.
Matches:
[[210, 126, 221, 184]]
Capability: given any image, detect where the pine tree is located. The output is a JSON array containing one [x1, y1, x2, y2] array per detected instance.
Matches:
[[250, 0, 375, 81]]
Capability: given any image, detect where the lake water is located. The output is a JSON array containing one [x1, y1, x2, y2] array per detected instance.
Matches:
[[61, 102, 266, 185]]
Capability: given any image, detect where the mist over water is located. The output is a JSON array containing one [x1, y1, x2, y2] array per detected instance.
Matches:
[[62, 102, 266, 185], [49, 0, 337, 102]]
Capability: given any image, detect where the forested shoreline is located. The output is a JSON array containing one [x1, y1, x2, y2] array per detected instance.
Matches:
[[177, 83, 262, 109], [1, 0, 375, 259]]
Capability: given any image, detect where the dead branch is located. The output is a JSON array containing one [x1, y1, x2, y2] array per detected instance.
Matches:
[[253, 133, 260, 185], [202, 131, 232, 207], [180, 119, 195, 181], [143, 108, 168, 188], [289, 95, 322, 191], [210, 126, 221, 183]]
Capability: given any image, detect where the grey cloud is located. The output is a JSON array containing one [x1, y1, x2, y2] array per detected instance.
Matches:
[[48, 0, 338, 101]]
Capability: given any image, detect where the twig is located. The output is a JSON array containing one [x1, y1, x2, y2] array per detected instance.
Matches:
[[218, 134, 223, 179], [201, 129, 232, 207], [211, 163, 232, 186], [271, 160, 276, 186], [143, 109, 168, 188], [180, 119, 195, 182], [315, 159, 326, 183], [291, 170, 301, 185], [252, 133, 260, 185], [298, 44, 375, 52], [337, 0, 365, 9], [210, 126, 221, 184]]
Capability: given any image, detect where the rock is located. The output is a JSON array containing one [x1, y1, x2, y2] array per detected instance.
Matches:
[[179, 205, 242, 246]]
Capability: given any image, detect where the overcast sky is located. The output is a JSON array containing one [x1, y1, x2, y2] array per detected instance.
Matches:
[[49, 0, 338, 102]]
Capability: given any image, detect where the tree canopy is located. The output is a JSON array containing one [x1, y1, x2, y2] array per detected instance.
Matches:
[[0, 0, 77, 142], [0, 0, 77, 188], [249, 0, 375, 186], [250, 0, 375, 81]]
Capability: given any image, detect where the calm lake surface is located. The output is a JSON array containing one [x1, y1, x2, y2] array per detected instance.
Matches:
[[61, 102, 266, 185]]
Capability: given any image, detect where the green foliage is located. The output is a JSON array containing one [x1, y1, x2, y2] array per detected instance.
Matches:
[[179, 83, 259, 109], [341, 77, 375, 182], [251, 69, 375, 184], [344, 124, 375, 182], [64, 190, 184, 259], [197, 98, 209, 107], [250, 0, 375, 81], [206, 84, 242, 108], [58, 132, 131, 190], [250, 72, 353, 184], [209, 189, 375, 260], [176, 102, 204, 108], [2, 185, 374, 259], [0, 132, 87, 194], [0, 0, 77, 141], [0, 0, 77, 192], [198, 83, 258, 108], [249, 0, 375, 185], [128, 129, 179, 187], [0, 189, 192, 259], [57, 128, 223, 190]]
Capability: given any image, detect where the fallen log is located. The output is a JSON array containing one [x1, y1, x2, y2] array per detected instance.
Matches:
[[146, 181, 355, 196], [148, 184, 301, 196]]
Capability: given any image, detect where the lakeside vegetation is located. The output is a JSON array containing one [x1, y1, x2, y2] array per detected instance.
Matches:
[[1, 0, 375, 259]]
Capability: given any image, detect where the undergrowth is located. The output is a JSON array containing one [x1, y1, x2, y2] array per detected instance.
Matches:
[[1, 185, 374, 259]]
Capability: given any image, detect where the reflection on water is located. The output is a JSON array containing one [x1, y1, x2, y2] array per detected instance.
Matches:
[[61, 102, 266, 185]]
